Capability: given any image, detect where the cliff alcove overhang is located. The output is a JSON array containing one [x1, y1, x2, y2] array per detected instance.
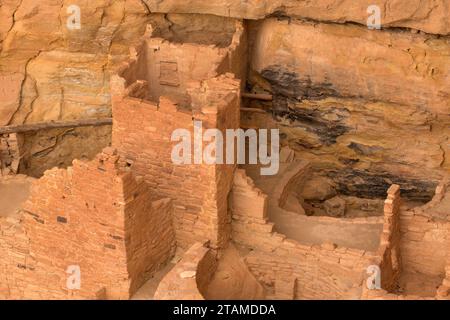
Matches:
[[1, 1, 450, 301], [242, 17, 449, 207]]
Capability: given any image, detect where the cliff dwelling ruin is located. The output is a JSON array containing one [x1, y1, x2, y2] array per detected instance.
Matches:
[[0, 1, 450, 301]]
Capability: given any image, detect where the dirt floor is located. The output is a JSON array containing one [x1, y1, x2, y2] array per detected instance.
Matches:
[[133, 245, 266, 300], [205, 245, 265, 300], [131, 262, 176, 300], [0, 175, 33, 217], [397, 271, 443, 297]]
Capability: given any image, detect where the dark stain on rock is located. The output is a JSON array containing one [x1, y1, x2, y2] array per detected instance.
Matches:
[[261, 65, 340, 103], [338, 157, 360, 166], [254, 66, 438, 203], [56, 216, 68, 224], [295, 139, 321, 149], [266, 9, 291, 21], [277, 105, 350, 145], [258, 65, 349, 145], [348, 142, 384, 156], [327, 169, 437, 202]]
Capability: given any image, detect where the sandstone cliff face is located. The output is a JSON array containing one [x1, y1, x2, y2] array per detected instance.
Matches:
[[0, 0, 153, 175], [146, 0, 450, 35], [1, 1, 450, 301], [0, 0, 152, 125], [250, 19, 450, 115], [244, 18, 450, 201], [242, 97, 449, 201], [1, 1, 449, 194], [0, 3, 248, 176]]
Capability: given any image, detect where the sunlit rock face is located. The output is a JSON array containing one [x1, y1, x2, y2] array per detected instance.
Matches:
[[0, 1, 153, 175], [1, 0, 450, 302], [243, 19, 450, 202], [242, 96, 447, 202], [250, 19, 450, 115], [146, 0, 450, 35], [0, 2, 246, 175], [1, 1, 449, 191], [0, 0, 152, 125]]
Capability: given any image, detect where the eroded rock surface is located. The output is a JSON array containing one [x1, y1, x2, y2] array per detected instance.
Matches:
[[0, 0, 153, 124], [1, 0, 450, 301], [146, 0, 450, 35], [250, 19, 450, 114]]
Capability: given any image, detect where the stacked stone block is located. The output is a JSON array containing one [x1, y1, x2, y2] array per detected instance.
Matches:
[[112, 73, 240, 250], [0, 148, 176, 299], [231, 169, 377, 299], [377, 184, 402, 292], [0, 133, 23, 176]]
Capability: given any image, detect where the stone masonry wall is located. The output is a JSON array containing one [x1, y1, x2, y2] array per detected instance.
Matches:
[[0, 208, 31, 299], [0, 148, 176, 299], [231, 169, 378, 299], [117, 19, 246, 105], [362, 180, 450, 300], [112, 72, 240, 250], [145, 36, 233, 104], [400, 209, 450, 278], [377, 185, 402, 292], [0, 133, 23, 176]]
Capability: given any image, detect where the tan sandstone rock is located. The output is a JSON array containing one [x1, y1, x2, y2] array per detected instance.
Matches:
[[250, 19, 450, 115], [0, 0, 152, 124], [146, 0, 450, 35]]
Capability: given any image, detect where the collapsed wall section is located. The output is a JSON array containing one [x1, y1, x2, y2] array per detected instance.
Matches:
[[154, 242, 217, 300], [377, 185, 402, 292], [0, 148, 175, 299], [231, 169, 378, 299], [0, 133, 23, 176], [363, 180, 450, 299], [118, 19, 246, 105]]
